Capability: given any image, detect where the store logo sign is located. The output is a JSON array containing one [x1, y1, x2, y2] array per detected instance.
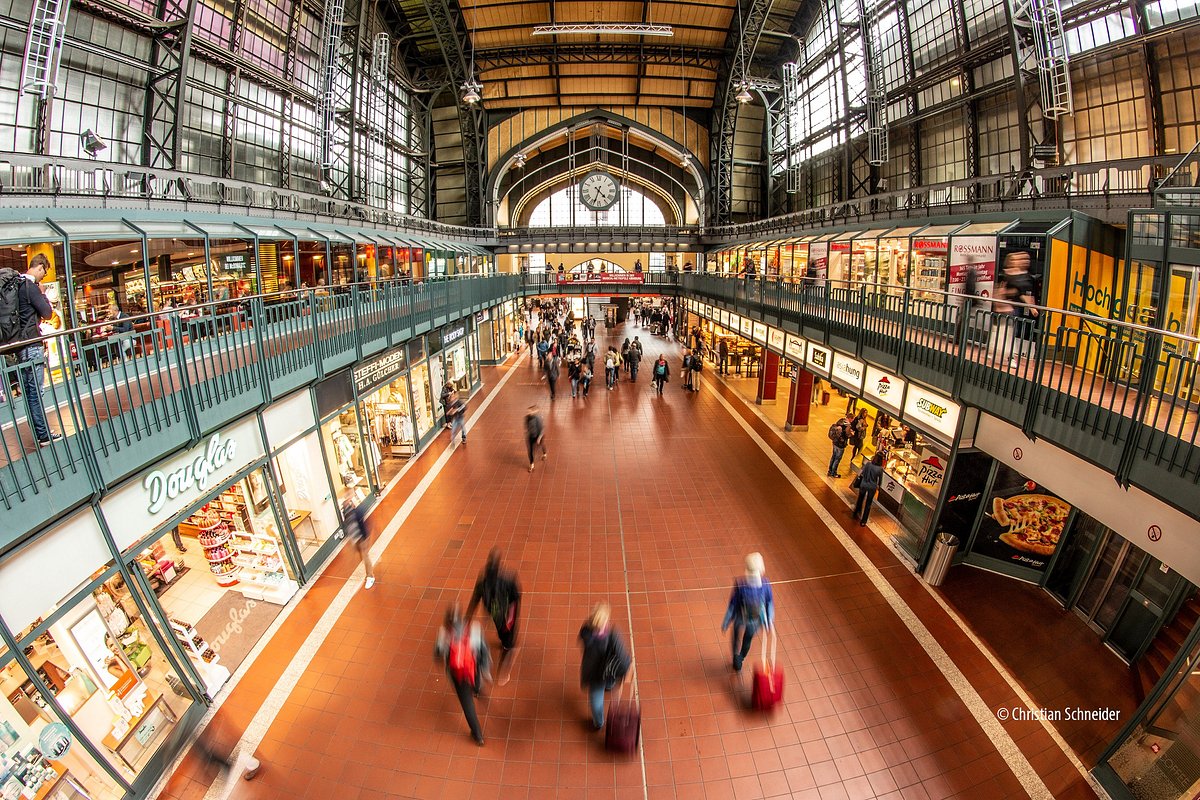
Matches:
[[443, 324, 467, 345], [916, 397, 949, 419], [877, 377, 891, 395], [144, 433, 238, 515], [917, 454, 945, 485], [832, 353, 864, 390], [354, 348, 407, 391]]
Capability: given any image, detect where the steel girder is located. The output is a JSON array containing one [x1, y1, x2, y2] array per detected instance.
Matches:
[[476, 43, 723, 70], [710, 0, 774, 226], [142, 0, 195, 169], [422, 0, 483, 225]]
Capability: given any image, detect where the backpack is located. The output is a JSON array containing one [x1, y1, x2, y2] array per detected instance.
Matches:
[[737, 580, 768, 628], [605, 353, 617, 369], [691, 357, 702, 372], [828, 422, 845, 445], [448, 629, 476, 683], [0, 268, 24, 344]]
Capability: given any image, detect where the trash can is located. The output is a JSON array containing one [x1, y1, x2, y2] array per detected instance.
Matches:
[[923, 532, 959, 587]]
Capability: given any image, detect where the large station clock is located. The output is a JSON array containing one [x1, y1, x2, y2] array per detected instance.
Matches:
[[579, 171, 619, 211]]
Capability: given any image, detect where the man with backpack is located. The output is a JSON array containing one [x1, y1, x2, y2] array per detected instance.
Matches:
[[434, 605, 491, 745], [721, 553, 775, 672], [626, 337, 643, 382], [466, 549, 522, 685], [1, 258, 58, 446], [827, 415, 850, 478], [651, 354, 669, 394], [689, 347, 703, 392]]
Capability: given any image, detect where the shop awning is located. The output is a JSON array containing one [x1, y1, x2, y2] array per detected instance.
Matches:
[[0, 221, 63, 247]]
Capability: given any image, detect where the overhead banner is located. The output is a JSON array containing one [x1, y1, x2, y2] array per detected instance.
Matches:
[[784, 334, 806, 364], [807, 342, 832, 376], [863, 365, 905, 415], [556, 273, 644, 284], [831, 352, 865, 393], [949, 236, 998, 305], [903, 383, 961, 442]]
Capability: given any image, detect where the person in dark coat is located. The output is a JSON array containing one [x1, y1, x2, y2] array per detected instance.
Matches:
[[466, 549, 522, 684], [578, 602, 630, 730], [525, 405, 548, 472], [854, 452, 886, 525]]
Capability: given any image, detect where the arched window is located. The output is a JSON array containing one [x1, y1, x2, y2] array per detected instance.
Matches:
[[528, 185, 666, 227]]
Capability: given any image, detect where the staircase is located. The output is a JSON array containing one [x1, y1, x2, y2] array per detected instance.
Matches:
[[1136, 592, 1200, 702]]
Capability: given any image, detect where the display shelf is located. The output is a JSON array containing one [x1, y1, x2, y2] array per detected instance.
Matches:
[[169, 619, 219, 665]]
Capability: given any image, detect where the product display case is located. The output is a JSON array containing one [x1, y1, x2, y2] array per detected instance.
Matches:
[[195, 515, 239, 587], [168, 619, 229, 695], [230, 530, 297, 605]]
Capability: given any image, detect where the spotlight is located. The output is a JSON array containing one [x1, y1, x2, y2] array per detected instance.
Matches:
[[680, 153, 691, 168], [515, 152, 527, 167], [735, 82, 753, 104], [80, 129, 107, 157], [319, 180, 333, 193]]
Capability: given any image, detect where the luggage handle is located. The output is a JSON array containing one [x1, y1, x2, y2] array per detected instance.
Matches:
[[613, 662, 637, 705], [759, 625, 777, 689]]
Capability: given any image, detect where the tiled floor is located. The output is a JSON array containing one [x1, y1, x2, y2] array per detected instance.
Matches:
[[154, 321, 1118, 800]]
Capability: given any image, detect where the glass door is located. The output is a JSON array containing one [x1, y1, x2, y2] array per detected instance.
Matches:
[[1107, 558, 1181, 662], [1073, 530, 1143, 637], [1043, 514, 1105, 605]]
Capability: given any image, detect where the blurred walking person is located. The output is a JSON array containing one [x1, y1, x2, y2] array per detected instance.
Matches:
[[466, 549, 522, 685], [341, 499, 376, 589], [578, 602, 631, 730], [525, 405, 548, 472], [434, 605, 490, 745], [721, 553, 775, 672]]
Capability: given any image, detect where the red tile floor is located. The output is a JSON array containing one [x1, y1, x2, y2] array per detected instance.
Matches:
[[153, 320, 1115, 800]]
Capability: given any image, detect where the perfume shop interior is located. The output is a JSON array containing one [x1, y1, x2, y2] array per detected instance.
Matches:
[[127, 468, 300, 683], [0, 512, 209, 800]]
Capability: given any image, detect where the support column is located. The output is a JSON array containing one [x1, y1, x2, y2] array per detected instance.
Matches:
[[786, 366, 814, 431], [757, 350, 780, 404]]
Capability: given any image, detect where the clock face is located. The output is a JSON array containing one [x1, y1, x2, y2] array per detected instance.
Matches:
[[579, 171, 619, 211]]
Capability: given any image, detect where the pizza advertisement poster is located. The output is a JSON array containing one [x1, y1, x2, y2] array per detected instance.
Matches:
[[972, 464, 1072, 573]]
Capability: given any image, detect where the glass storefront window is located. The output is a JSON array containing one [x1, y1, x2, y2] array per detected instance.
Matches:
[[67, 237, 148, 321], [273, 432, 342, 566], [409, 361, 435, 440], [1, 649, 127, 799], [445, 342, 469, 392], [360, 378, 416, 489], [321, 408, 371, 506], [5, 564, 198, 789], [329, 238, 354, 287]]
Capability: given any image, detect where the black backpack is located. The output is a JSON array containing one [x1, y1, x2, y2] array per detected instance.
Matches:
[[0, 268, 24, 345], [691, 356, 702, 372], [828, 422, 846, 445]]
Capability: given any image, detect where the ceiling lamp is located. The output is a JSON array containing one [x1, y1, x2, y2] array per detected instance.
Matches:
[[680, 153, 691, 168], [461, 78, 482, 105], [735, 81, 753, 104], [532, 23, 673, 36], [515, 152, 527, 167]]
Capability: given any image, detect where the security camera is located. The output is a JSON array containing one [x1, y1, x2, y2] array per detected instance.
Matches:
[[80, 129, 107, 157]]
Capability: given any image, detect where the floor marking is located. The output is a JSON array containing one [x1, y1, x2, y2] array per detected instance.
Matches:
[[604, 369, 650, 800], [713, 375, 1105, 796], [184, 355, 527, 800], [706, 384, 1058, 800]]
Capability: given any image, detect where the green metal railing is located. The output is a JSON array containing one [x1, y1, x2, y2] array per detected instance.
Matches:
[[0, 274, 521, 553], [681, 274, 1200, 515]]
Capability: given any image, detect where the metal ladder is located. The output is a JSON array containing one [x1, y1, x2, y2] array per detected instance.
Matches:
[[862, 0, 889, 164], [317, 0, 347, 168], [1020, 0, 1073, 117], [20, 0, 71, 96]]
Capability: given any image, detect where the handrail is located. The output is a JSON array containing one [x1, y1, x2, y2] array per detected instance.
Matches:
[[687, 274, 1200, 346], [5, 272, 493, 353]]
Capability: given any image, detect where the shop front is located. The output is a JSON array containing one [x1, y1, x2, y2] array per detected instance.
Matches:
[[405, 337, 438, 447], [353, 348, 417, 491], [0, 509, 200, 800], [316, 370, 376, 509], [100, 418, 300, 689], [435, 320, 472, 394], [262, 391, 343, 572]]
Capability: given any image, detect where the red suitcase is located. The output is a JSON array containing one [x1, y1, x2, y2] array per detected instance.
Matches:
[[605, 699, 641, 754], [751, 665, 784, 710], [750, 628, 783, 711]]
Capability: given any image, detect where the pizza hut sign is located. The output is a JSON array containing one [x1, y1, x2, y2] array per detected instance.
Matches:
[[864, 366, 904, 413], [917, 451, 945, 486]]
